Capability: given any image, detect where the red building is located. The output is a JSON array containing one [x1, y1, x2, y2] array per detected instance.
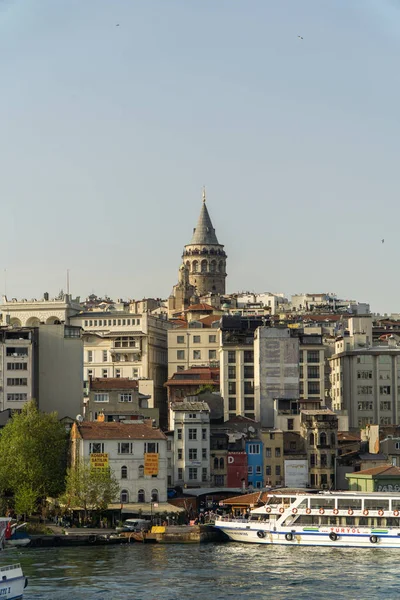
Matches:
[[227, 452, 248, 488]]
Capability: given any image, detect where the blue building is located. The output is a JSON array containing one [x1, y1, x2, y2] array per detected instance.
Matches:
[[246, 440, 264, 489]]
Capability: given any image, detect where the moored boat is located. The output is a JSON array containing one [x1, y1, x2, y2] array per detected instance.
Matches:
[[0, 564, 27, 599], [214, 490, 400, 548]]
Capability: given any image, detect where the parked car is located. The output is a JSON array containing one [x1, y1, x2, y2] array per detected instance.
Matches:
[[116, 518, 151, 533]]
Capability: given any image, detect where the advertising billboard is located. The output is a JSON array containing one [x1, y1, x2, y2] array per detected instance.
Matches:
[[284, 459, 308, 488], [144, 453, 159, 476], [90, 453, 109, 472]]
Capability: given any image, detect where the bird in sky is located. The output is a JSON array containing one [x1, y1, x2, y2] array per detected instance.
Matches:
[[116, 24, 120, 27], [298, 35, 303, 40], [382, 239, 385, 244]]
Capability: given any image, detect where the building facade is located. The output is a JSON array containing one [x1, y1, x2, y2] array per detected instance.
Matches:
[[71, 421, 168, 504]]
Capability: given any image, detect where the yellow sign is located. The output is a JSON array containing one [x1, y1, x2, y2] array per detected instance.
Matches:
[[144, 453, 159, 476], [90, 453, 109, 471]]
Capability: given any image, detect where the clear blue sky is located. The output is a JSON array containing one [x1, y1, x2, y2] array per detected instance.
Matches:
[[0, 0, 399, 313]]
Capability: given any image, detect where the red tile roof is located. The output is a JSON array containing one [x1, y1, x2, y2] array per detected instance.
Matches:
[[185, 303, 216, 311], [90, 378, 138, 391], [349, 465, 400, 477], [75, 421, 166, 440], [221, 491, 269, 505]]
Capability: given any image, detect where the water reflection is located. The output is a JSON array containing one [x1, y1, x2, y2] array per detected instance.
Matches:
[[0, 543, 399, 599]]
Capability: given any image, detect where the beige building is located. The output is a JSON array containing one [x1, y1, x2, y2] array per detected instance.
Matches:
[[70, 309, 170, 422], [1, 293, 82, 326], [168, 316, 220, 377], [260, 429, 284, 487], [330, 317, 400, 428]]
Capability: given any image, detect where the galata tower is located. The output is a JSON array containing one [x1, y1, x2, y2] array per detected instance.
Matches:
[[182, 189, 227, 296]]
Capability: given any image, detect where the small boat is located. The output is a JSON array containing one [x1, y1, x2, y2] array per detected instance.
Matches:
[[0, 564, 28, 599], [214, 490, 400, 548], [5, 523, 30, 549]]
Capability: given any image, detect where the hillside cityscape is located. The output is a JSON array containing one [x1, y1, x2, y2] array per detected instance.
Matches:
[[0, 193, 398, 518]]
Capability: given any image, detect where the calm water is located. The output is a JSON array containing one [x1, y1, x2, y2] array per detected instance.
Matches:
[[1, 542, 398, 599]]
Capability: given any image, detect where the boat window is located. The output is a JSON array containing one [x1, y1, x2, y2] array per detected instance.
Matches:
[[364, 499, 389, 511], [345, 517, 355, 526], [385, 518, 398, 527], [338, 498, 362, 510], [297, 499, 308, 509], [391, 500, 400, 511], [310, 497, 335, 510]]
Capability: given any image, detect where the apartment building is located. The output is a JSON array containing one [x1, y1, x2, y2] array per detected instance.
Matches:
[[169, 400, 210, 488], [330, 317, 400, 428], [167, 317, 220, 377]]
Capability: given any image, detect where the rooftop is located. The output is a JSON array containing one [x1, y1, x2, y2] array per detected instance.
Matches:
[[348, 465, 400, 477], [170, 401, 210, 412], [90, 378, 138, 391], [74, 421, 166, 440]]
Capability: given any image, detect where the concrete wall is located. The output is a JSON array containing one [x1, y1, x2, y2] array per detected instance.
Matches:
[[38, 325, 83, 418]]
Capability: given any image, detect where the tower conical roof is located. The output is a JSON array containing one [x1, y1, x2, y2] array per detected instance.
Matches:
[[189, 199, 220, 245]]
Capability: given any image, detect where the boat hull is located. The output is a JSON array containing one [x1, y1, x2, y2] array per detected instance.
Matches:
[[0, 576, 26, 600], [216, 524, 400, 548]]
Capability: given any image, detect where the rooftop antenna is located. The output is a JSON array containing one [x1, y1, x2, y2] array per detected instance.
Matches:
[[4, 268, 7, 297], [202, 185, 206, 203], [66, 269, 70, 295]]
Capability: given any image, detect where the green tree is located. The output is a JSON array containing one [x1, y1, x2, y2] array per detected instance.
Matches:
[[14, 483, 38, 518], [62, 460, 119, 520], [0, 401, 68, 514], [195, 384, 216, 395]]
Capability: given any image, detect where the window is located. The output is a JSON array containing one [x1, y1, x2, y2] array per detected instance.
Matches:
[[132, 368, 139, 378], [144, 442, 159, 453], [358, 370, 373, 379], [119, 393, 132, 403], [138, 489, 145, 502], [102, 350, 108, 362], [121, 466, 127, 479], [177, 429, 182, 440], [228, 351, 236, 364], [189, 429, 197, 440], [244, 350, 254, 363], [188, 413, 197, 418], [244, 397, 254, 411], [177, 350, 185, 360], [189, 467, 198, 480], [307, 351, 319, 363], [380, 401, 392, 411], [102, 369, 108, 378], [151, 489, 159, 502], [202, 428, 207, 440], [6, 348, 28, 357], [266, 465, 271, 476], [219, 457, 224, 469], [228, 382, 236, 395], [244, 365, 254, 379], [89, 443, 104, 454], [7, 363, 27, 371], [94, 320, 98, 326], [275, 466, 281, 476], [308, 381, 320, 395], [167, 440, 172, 451], [256, 465, 262, 475], [87, 350, 93, 363], [309, 433, 315, 445], [270, 433, 275, 440], [202, 448, 207, 460], [248, 444, 260, 454], [118, 443, 133, 454], [193, 350, 201, 360], [228, 397, 236, 411], [357, 386, 373, 395], [209, 335, 216, 343], [138, 465, 144, 478], [189, 448, 198, 460], [214, 457, 219, 469], [287, 418, 294, 431], [380, 386, 391, 395], [209, 350, 217, 360], [121, 490, 129, 503], [202, 468, 207, 482], [299, 351, 303, 364], [115, 369, 121, 378], [228, 366, 236, 379], [178, 468, 183, 480], [321, 454, 327, 467], [248, 466, 253, 475], [308, 366, 319, 379], [244, 381, 254, 394], [7, 393, 27, 402], [7, 378, 27, 386], [193, 335, 201, 343], [396, 442, 400, 450], [319, 432, 327, 447], [94, 393, 109, 403], [290, 441, 296, 451], [265, 447, 271, 457], [310, 454, 316, 466]]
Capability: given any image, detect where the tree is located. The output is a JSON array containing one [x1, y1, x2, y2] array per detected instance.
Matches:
[[0, 401, 68, 514], [195, 384, 216, 395], [62, 460, 119, 520]]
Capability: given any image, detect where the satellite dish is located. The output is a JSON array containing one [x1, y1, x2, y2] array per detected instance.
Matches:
[[76, 414, 83, 422], [248, 426, 255, 433]]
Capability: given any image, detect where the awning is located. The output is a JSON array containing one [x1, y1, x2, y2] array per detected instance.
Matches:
[[108, 502, 184, 515]]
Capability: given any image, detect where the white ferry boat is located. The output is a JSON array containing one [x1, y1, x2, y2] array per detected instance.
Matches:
[[0, 564, 27, 600], [215, 491, 400, 548]]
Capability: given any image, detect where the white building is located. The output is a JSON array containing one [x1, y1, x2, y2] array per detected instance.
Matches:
[[71, 421, 168, 504], [169, 400, 210, 487], [1, 293, 82, 326]]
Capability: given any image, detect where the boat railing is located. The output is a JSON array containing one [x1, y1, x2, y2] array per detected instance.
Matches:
[[216, 516, 249, 522], [0, 563, 21, 573]]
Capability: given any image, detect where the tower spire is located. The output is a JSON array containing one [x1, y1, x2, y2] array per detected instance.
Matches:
[[202, 186, 206, 203]]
